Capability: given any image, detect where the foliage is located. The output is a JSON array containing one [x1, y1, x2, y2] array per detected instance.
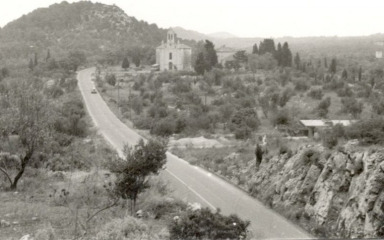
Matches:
[[345, 117, 384, 145], [247, 53, 277, 70], [316, 97, 331, 118], [194, 40, 218, 74], [169, 208, 250, 240], [229, 108, 259, 139], [307, 87, 324, 100], [109, 139, 167, 214], [105, 73, 117, 86], [341, 97, 362, 118], [0, 79, 53, 189], [122, 57, 130, 70], [93, 216, 156, 240]]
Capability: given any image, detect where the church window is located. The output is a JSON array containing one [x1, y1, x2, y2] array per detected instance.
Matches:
[[169, 52, 172, 60]]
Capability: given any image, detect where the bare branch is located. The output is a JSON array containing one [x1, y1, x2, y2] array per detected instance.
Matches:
[[86, 199, 119, 223], [0, 166, 13, 185]]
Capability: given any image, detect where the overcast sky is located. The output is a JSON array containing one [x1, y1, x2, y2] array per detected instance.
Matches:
[[0, 0, 383, 38]]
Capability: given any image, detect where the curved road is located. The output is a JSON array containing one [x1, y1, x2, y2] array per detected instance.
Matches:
[[77, 68, 312, 239]]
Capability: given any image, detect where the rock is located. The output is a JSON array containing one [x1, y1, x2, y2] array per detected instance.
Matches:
[[0, 219, 10, 227], [19, 235, 33, 240], [12, 221, 19, 225]]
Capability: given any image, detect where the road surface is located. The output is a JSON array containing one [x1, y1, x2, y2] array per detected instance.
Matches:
[[77, 67, 312, 239]]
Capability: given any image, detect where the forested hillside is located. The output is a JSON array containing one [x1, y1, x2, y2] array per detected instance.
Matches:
[[0, 1, 167, 65]]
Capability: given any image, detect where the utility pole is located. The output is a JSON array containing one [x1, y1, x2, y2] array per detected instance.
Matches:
[[117, 79, 121, 113]]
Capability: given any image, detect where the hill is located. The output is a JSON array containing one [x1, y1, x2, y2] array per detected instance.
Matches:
[[0, 1, 168, 64], [208, 31, 238, 39]]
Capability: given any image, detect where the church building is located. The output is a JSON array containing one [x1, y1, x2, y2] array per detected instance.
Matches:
[[156, 29, 192, 71]]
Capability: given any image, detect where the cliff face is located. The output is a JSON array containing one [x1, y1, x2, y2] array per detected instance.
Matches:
[[246, 144, 384, 238]]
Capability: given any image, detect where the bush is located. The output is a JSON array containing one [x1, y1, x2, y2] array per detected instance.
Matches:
[[307, 87, 324, 100], [322, 131, 338, 149], [294, 79, 309, 91], [169, 208, 250, 240], [93, 217, 156, 240], [150, 118, 176, 137], [316, 97, 331, 118], [345, 117, 384, 145], [341, 97, 362, 118], [105, 73, 116, 86], [271, 109, 291, 126], [34, 224, 56, 240]]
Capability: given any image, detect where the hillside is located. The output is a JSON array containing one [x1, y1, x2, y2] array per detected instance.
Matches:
[[0, 1, 167, 63]]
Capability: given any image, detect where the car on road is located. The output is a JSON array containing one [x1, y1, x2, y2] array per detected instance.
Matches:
[[91, 88, 97, 94]]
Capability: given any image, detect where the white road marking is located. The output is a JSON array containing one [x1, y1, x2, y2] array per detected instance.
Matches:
[[165, 169, 216, 210]]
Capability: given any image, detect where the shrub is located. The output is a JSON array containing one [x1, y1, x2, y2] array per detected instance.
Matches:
[[322, 131, 338, 149], [169, 208, 250, 240], [150, 118, 176, 137], [307, 87, 323, 100], [341, 97, 363, 118], [105, 73, 116, 86], [34, 224, 56, 240], [294, 79, 309, 91], [93, 217, 156, 240], [316, 97, 331, 118], [345, 117, 384, 145], [271, 109, 291, 126]]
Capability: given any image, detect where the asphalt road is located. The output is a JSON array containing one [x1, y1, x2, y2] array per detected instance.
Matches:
[[77, 67, 312, 239]]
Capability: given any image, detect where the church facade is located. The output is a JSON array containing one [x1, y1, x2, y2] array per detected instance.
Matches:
[[156, 29, 192, 71]]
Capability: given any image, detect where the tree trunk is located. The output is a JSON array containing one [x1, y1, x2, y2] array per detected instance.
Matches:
[[10, 150, 33, 190]]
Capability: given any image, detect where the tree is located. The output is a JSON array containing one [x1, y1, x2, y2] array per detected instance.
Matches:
[[316, 97, 331, 118], [255, 143, 263, 170], [105, 73, 116, 86], [67, 50, 86, 71], [229, 108, 260, 139], [329, 58, 337, 74], [28, 58, 34, 71], [203, 40, 218, 71], [252, 43, 259, 54], [275, 43, 282, 66], [341, 97, 363, 118], [281, 42, 292, 67], [342, 69, 348, 79], [122, 57, 130, 70], [110, 139, 167, 215], [233, 50, 248, 64], [169, 207, 250, 240], [0, 80, 53, 189], [294, 53, 301, 69], [34, 53, 38, 66], [194, 52, 206, 75], [324, 57, 328, 68], [358, 66, 362, 81], [46, 49, 51, 62], [259, 39, 276, 55]]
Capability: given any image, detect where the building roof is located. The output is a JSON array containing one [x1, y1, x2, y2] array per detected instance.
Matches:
[[216, 45, 237, 53], [157, 43, 191, 49], [299, 120, 354, 127]]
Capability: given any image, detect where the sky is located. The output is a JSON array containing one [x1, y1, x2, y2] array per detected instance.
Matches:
[[0, 0, 383, 38]]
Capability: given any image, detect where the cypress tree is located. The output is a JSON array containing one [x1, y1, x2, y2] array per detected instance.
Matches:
[[194, 52, 206, 75], [294, 53, 301, 69], [252, 43, 259, 54], [275, 43, 282, 66], [28, 59, 34, 70], [281, 42, 292, 67], [46, 49, 51, 62], [122, 57, 130, 70], [358, 66, 362, 81], [329, 58, 337, 74], [34, 53, 38, 66]]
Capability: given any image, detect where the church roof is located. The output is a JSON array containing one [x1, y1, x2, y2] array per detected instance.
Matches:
[[157, 43, 191, 49]]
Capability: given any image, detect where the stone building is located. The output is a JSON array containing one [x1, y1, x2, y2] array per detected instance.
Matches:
[[156, 29, 192, 71], [216, 45, 237, 65]]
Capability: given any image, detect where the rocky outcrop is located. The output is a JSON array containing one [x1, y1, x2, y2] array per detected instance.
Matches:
[[243, 145, 384, 238]]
